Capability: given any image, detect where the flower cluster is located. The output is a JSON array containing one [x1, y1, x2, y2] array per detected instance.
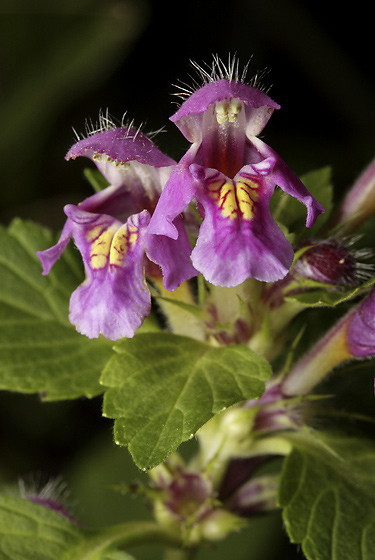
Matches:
[[37, 58, 324, 340]]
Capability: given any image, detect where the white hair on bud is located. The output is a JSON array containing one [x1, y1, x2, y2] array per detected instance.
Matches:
[[18, 473, 70, 504]]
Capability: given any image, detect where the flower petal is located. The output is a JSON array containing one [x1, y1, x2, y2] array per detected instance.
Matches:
[[66, 127, 176, 212], [148, 145, 200, 239], [191, 166, 294, 286], [66, 126, 175, 168], [66, 207, 151, 340], [251, 137, 325, 227], [171, 79, 280, 142], [145, 215, 198, 291], [347, 287, 375, 357], [36, 220, 73, 275]]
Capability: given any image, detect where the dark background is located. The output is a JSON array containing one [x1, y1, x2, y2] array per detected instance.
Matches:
[[1, 0, 375, 226], [0, 1, 374, 558]]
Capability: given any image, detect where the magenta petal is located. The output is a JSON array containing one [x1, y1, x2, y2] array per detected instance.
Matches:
[[69, 210, 151, 340], [347, 287, 375, 358], [65, 126, 176, 210], [251, 137, 325, 227], [171, 79, 280, 141], [145, 215, 198, 291], [66, 126, 175, 167], [36, 220, 73, 275], [148, 146, 200, 239], [191, 167, 294, 286], [78, 183, 140, 221], [192, 209, 293, 286]]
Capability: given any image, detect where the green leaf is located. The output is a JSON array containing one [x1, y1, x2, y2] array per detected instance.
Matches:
[[99, 552, 134, 560], [84, 168, 110, 193], [0, 493, 153, 560], [278, 431, 375, 560], [101, 333, 272, 470], [0, 219, 113, 400], [0, 493, 82, 560]]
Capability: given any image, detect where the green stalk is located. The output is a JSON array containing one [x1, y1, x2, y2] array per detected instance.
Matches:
[[65, 521, 184, 559]]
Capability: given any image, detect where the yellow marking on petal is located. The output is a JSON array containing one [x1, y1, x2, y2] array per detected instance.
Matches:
[[207, 180, 221, 199], [87, 225, 104, 241], [109, 223, 139, 267], [207, 177, 259, 221], [219, 181, 239, 219], [90, 226, 117, 269], [236, 178, 259, 221]]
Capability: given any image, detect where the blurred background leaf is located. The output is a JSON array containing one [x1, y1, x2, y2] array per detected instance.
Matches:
[[0, 0, 148, 220]]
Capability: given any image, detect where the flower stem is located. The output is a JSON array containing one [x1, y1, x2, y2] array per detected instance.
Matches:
[[67, 521, 183, 559]]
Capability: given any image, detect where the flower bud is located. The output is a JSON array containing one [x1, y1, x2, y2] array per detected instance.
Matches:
[[19, 476, 78, 524], [151, 461, 215, 539], [198, 510, 247, 542], [164, 472, 213, 521], [282, 286, 375, 396], [227, 475, 279, 516], [293, 240, 357, 286], [332, 156, 375, 234]]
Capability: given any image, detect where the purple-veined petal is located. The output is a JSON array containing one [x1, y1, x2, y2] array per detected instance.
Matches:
[[191, 165, 294, 286], [145, 215, 198, 291], [251, 136, 325, 227], [66, 207, 151, 340]]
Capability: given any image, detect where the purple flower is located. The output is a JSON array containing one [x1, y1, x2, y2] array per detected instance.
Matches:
[[37, 122, 194, 340], [147, 61, 324, 287], [347, 286, 375, 358]]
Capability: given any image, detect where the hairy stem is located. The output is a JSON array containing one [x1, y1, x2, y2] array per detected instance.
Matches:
[[66, 521, 183, 559]]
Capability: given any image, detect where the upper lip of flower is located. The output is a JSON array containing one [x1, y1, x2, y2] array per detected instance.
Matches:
[[171, 78, 280, 143]]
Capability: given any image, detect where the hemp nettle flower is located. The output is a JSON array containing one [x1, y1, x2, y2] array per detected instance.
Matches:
[[37, 119, 195, 340], [147, 58, 325, 287]]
